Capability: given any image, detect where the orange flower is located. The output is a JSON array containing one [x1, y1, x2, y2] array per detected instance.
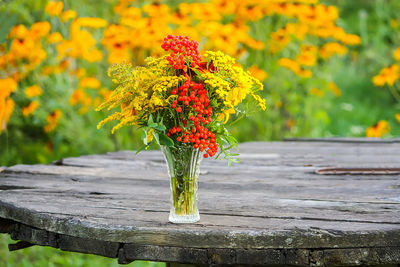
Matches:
[[44, 110, 62, 133], [25, 85, 43, 98], [328, 82, 341, 96], [79, 77, 101, 89], [61, 10, 77, 22], [366, 120, 390, 138], [395, 113, 400, 123], [248, 66, 268, 82], [394, 46, 400, 61], [309, 88, 324, 97], [76, 17, 108, 28], [47, 32, 63, 44], [372, 64, 399, 87], [45, 1, 64, 16], [22, 101, 39, 117], [0, 99, 14, 132]]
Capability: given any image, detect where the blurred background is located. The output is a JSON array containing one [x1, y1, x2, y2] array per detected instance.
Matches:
[[1, 0, 400, 266]]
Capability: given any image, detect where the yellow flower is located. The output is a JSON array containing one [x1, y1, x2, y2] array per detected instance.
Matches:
[[0, 99, 14, 132], [342, 34, 361, 45], [278, 58, 301, 73], [395, 113, 400, 123], [45, 1, 64, 16], [147, 128, 154, 143], [61, 10, 77, 22], [297, 52, 316, 67], [79, 77, 101, 89], [25, 85, 43, 98], [366, 120, 390, 138], [394, 46, 400, 61], [44, 110, 62, 133], [30, 22, 51, 39], [76, 17, 108, 28], [309, 88, 324, 97], [47, 32, 63, 44], [319, 42, 348, 59], [22, 100, 39, 117], [248, 66, 268, 82], [372, 64, 399, 87], [328, 82, 341, 96], [0, 78, 17, 99], [218, 108, 235, 124]]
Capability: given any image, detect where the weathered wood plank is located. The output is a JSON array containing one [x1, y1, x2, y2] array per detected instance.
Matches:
[[1, 141, 400, 266]]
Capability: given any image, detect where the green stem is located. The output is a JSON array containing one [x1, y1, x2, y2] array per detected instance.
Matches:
[[388, 85, 400, 103]]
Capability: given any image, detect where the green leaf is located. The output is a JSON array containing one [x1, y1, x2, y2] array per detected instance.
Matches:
[[159, 133, 174, 147], [152, 131, 160, 145], [148, 122, 158, 128], [148, 114, 154, 125], [141, 129, 148, 145], [154, 124, 166, 131], [136, 143, 151, 154]]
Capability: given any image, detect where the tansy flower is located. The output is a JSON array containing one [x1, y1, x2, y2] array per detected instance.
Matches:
[[22, 101, 39, 117], [366, 120, 390, 138], [25, 85, 43, 98], [372, 64, 399, 87], [45, 1, 64, 16], [79, 77, 101, 89]]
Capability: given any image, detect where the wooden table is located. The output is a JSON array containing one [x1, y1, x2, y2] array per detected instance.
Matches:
[[1, 140, 400, 266]]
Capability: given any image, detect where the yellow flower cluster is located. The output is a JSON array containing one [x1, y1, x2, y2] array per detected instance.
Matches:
[[201, 51, 265, 110]]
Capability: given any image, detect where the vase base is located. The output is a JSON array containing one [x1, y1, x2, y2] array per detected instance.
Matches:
[[169, 211, 200, 224]]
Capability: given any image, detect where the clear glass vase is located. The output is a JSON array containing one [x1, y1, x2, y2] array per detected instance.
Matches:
[[161, 145, 203, 223]]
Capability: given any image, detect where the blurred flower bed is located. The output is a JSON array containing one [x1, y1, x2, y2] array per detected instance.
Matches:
[[1, 0, 399, 166]]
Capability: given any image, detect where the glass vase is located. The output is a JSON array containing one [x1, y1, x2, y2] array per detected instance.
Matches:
[[161, 145, 203, 223]]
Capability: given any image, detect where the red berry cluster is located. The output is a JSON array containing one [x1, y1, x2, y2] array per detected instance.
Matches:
[[166, 79, 218, 158], [161, 35, 201, 69]]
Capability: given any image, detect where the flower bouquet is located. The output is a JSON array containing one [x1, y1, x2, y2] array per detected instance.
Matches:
[[97, 35, 265, 223]]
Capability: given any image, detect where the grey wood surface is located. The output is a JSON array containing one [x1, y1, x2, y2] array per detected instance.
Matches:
[[0, 140, 400, 266]]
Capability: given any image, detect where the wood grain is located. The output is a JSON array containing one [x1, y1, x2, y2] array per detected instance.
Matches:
[[1, 140, 400, 266]]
